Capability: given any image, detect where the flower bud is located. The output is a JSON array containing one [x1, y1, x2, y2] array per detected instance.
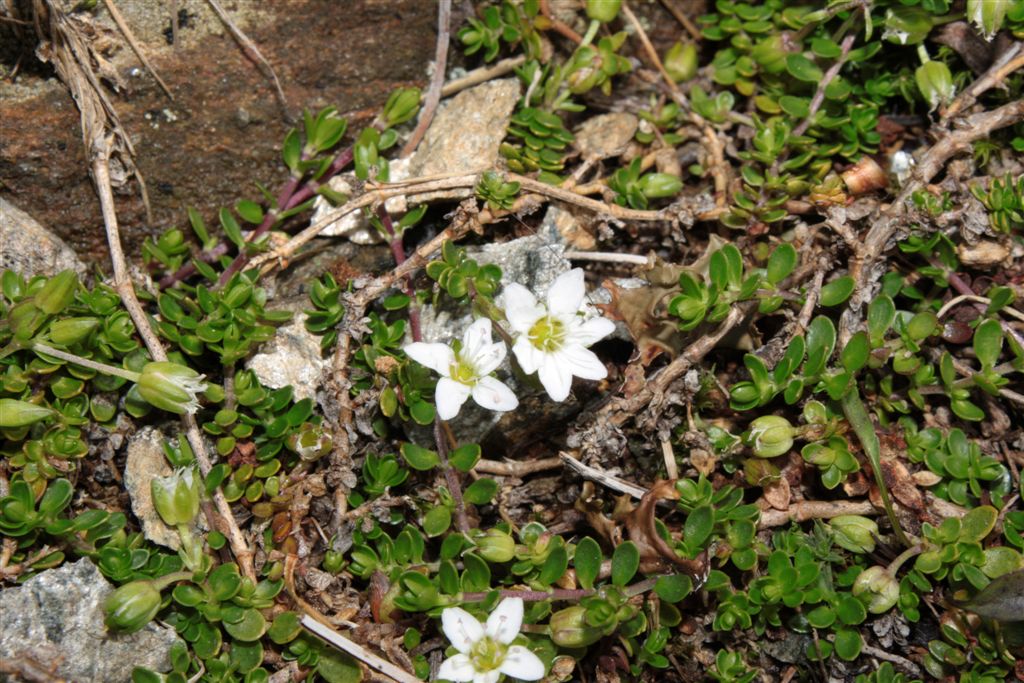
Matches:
[[664, 42, 697, 83], [915, 61, 955, 111], [829, 515, 878, 554], [549, 606, 605, 648], [33, 270, 78, 316], [48, 317, 100, 346], [383, 87, 421, 127], [8, 301, 48, 341], [967, 0, 1008, 40], [151, 467, 201, 527], [852, 566, 899, 613], [746, 416, 795, 458], [638, 173, 683, 199], [473, 528, 516, 563], [105, 580, 162, 632], [0, 398, 56, 428], [586, 0, 621, 24], [136, 362, 207, 415]]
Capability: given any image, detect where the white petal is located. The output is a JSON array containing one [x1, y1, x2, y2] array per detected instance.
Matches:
[[437, 654, 476, 682], [462, 318, 493, 361], [474, 671, 500, 683], [436, 378, 472, 421], [570, 316, 616, 347], [502, 284, 543, 333], [472, 341, 507, 376], [472, 377, 519, 413], [500, 645, 546, 681], [538, 353, 573, 402], [404, 342, 454, 376], [441, 607, 484, 654], [546, 268, 586, 316], [485, 597, 524, 644], [560, 345, 607, 381], [512, 337, 542, 374]]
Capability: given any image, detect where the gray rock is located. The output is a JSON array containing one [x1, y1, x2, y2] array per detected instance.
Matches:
[[247, 308, 326, 403], [406, 78, 521, 203], [0, 198, 86, 277], [0, 558, 179, 682], [125, 427, 205, 550], [574, 112, 638, 159]]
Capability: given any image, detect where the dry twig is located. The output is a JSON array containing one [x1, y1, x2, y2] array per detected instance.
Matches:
[[101, 0, 173, 100], [400, 0, 452, 157]]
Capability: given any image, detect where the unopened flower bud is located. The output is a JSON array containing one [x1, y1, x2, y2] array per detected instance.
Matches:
[[136, 362, 207, 415], [967, 0, 1008, 40], [48, 317, 100, 346], [915, 60, 955, 111], [830, 515, 878, 554], [639, 172, 683, 199], [853, 566, 899, 613], [746, 416, 795, 458], [586, 0, 621, 23], [664, 42, 697, 82], [151, 467, 201, 527], [0, 398, 56, 428], [33, 270, 79, 316], [473, 528, 516, 563], [549, 606, 605, 648], [383, 87, 421, 127], [105, 580, 162, 632]]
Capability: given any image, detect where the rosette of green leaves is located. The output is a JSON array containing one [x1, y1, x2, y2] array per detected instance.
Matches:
[[155, 272, 291, 364], [503, 107, 574, 173], [676, 476, 760, 570], [304, 273, 345, 350], [563, 32, 631, 96], [608, 158, 683, 210], [669, 244, 758, 332], [919, 428, 1009, 506], [425, 241, 503, 300], [971, 173, 1024, 233], [475, 171, 520, 211], [458, 0, 542, 62]]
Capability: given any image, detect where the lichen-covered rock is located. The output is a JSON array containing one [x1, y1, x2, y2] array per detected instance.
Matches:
[[574, 112, 638, 159], [0, 198, 86, 277], [0, 558, 180, 682], [246, 307, 326, 403]]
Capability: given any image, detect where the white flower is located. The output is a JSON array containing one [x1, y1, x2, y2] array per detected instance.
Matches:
[[438, 597, 545, 683], [404, 318, 519, 421], [502, 269, 615, 402]]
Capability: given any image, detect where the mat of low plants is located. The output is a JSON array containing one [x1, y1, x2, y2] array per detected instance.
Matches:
[[2, 1, 1024, 682]]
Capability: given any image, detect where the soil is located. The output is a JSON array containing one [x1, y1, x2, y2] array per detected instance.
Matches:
[[0, 0, 437, 264]]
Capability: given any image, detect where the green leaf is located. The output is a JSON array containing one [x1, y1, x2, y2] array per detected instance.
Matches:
[[235, 200, 264, 224], [223, 609, 267, 642], [954, 568, 1024, 622], [219, 208, 245, 250], [841, 331, 870, 373], [833, 627, 862, 660], [766, 243, 797, 285], [867, 295, 895, 343], [654, 574, 693, 603], [538, 545, 569, 585], [268, 611, 301, 644], [464, 478, 498, 505], [786, 54, 823, 82], [423, 505, 451, 537], [450, 444, 482, 472], [574, 537, 602, 590], [820, 276, 855, 306], [400, 443, 439, 471], [611, 541, 640, 587], [959, 505, 998, 543], [684, 505, 714, 549], [973, 319, 1003, 369]]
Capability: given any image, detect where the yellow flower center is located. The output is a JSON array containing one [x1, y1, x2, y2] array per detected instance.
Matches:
[[449, 356, 478, 385], [470, 636, 507, 673], [528, 316, 566, 352]]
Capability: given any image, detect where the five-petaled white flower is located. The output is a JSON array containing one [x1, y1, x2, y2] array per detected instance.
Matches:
[[404, 318, 518, 421], [502, 268, 615, 402], [438, 597, 545, 683]]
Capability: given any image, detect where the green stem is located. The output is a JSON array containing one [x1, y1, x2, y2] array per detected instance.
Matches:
[[580, 18, 600, 47], [32, 342, 141, 383], [151, 570, 194, 592], [886, 543, 924, 575], [840, 387, 913, 548]]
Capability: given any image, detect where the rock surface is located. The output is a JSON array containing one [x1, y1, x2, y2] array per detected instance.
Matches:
[[0, 558, 179, 682], [574, 112, 638, 159], [0, 198, 86, 277], [406, 78, 521, 203], [246, 307, 326, 402]]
